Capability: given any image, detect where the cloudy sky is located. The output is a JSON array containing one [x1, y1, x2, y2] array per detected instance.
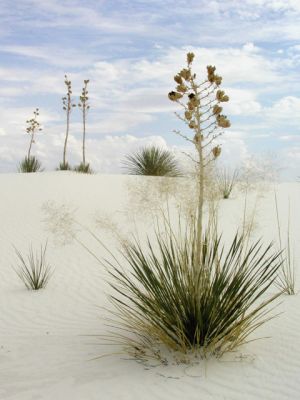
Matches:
[[0, 0, 299, 178]]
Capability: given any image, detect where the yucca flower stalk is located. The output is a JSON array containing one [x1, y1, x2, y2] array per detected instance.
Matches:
[[78, 79, 90, 167], [26, 108, 42, 160], [19, 108, 43, 173], [168, 53, 230, 267], [61, 75, 76, 169]]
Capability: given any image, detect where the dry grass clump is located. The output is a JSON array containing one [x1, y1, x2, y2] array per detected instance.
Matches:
[[13, 243, 53, 290], [103, 218, 282, 361]]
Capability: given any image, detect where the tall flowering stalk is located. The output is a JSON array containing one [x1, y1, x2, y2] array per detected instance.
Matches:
[[78, 79, 90, 167], [61, 75, 76, 169], [168, 52, 230, 266], [26, 108, 42, 159]]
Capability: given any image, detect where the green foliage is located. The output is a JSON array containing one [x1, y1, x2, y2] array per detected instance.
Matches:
[[14, 243, 53, 290], [74, 162, 92, 174], [18, 156, 42, 173], [57, 162, 72, 171], [105, 221, 282, 359], [123, 146, 182, 177]]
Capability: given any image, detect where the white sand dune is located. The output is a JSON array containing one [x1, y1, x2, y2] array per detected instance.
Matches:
[[0, 172, 300, 399]]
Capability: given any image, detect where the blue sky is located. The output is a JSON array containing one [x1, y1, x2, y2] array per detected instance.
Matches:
[[0, 0, 300, 178]]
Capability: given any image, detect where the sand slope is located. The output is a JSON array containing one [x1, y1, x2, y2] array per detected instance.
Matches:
[[0, 172, 299, 400]]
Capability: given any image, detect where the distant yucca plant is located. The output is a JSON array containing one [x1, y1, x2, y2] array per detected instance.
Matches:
[[19, 108, 43, 173], [123, 146, 181, 177], [74, 162, 92, 174], [19, 156, 42, 173], [216, 167, 239, 199], [14, 243, 53, 290], [104, 220, 282, 359], [57, 161, 72, 171]]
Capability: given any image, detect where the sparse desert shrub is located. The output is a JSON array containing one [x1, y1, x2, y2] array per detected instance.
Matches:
[[104, 220, 282, 360], [74, 162, 92, 174], [13, 243, 53, 290], [216, 167, 239, 199], [19, 155, 42, 173], [123, 146, 182, 177]]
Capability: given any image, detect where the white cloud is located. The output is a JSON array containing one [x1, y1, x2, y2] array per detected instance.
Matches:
[[264, 96, 300, 123]]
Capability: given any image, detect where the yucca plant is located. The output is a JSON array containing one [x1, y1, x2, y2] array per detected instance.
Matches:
[[123, 146, 182, 177], [13, 243, 53, 290], [19, 155, 42, 173], [74, 162, 92, 174], [19, 108, 43, 173], [60, 75, 76, 169], [78, 79, 90, 169], [103, 219, 282, 360], [57, 161, 72, 171], [216, 167, 239, 199]]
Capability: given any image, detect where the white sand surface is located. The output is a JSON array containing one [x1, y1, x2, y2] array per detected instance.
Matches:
[[0, 172, 300, 399]]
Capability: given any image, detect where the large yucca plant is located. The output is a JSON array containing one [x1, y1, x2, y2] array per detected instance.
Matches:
[[103, 221, 282, 359], [19, 156, 42, 173], [123, 146, 181, 177], [13, 243, 53, 290]]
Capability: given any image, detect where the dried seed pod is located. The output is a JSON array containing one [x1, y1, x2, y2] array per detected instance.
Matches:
[[213, 105, 223, 115], [188, 101, 195, 111], [174, 74, 183, 84], [179, 68, 191, 81], [216, 90, 229, 102], [194, 133, 203, 143], [185, 111, 192, 120], [177, 84, 188, 93], [213, 75, 222, 86], [212, 146, 222, 158], [217, 115, 231, 128], [189, 120, 197, 129], [187, 52, 195, 64], [168, 91, 183, 101]]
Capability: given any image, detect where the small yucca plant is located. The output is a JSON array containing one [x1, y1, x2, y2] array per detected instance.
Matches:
[[19, 108, 43, 173], [74, 162, 92, 174], [216, 167, 239, 199], [57, 161, 72, 171], [19, 156, 42, 173], [103, 220, 282, 360], [123, 146, 181, 177], [14, 243, 53, 290]]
